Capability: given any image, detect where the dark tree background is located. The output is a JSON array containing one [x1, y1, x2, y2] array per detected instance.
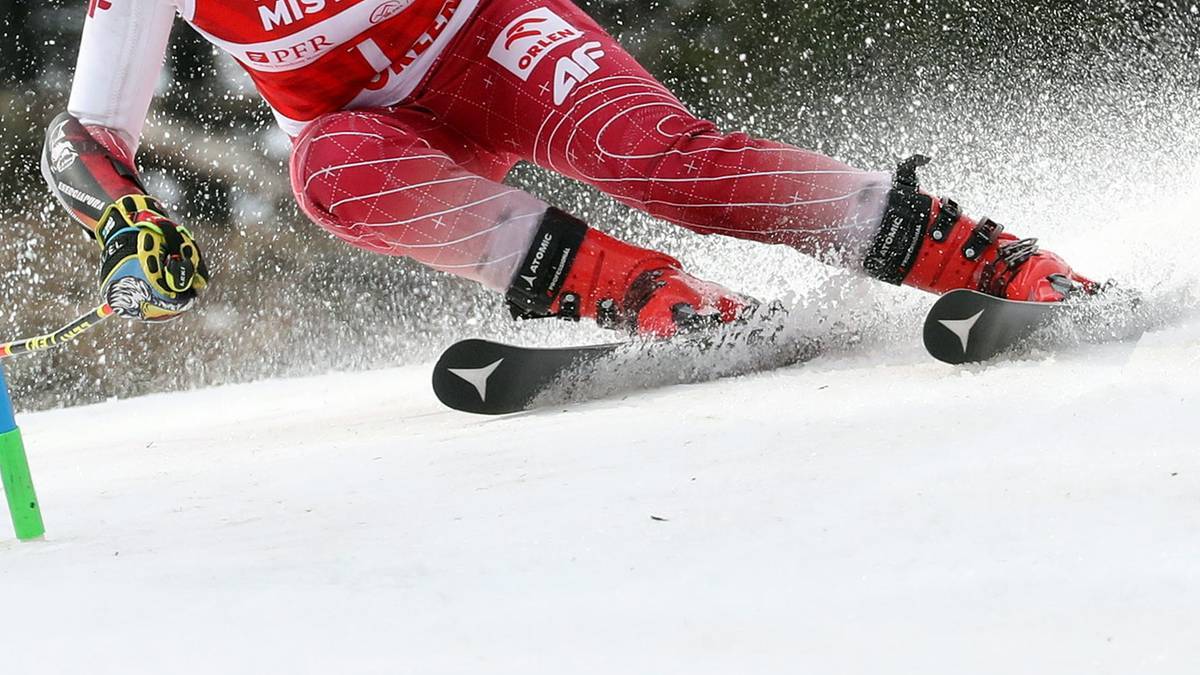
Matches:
[[0, 0, 1196, 409]]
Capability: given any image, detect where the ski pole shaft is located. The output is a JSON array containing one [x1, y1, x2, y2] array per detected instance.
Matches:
[[0, 304, 114, 359], [0, 366, 42, 541]]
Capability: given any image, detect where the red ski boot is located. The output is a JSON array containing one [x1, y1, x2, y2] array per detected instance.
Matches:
[[506, 208, 753, 338], [864, 155, 1098, 302]]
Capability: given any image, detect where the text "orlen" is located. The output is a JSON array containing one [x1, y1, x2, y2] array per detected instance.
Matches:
[[518, 30, 577, 71]]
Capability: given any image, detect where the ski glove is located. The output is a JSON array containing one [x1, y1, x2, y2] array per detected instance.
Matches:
[[95, 194, 209, 322]]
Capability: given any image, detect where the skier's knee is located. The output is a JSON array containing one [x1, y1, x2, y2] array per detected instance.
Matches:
[[294, 112, 409, 189], [289, 111, 422, 224]]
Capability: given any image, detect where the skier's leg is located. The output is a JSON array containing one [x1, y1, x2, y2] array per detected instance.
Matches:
[[290, 109, 543, 291], [290, 108, 751, 337], [420, 0, 892, 261], [423, 0, 1094, 301]]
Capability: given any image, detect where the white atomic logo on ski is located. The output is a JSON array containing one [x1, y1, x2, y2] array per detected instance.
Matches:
[[488, 8, 583, 80], [939, 310, 985, 354], [448, 359, 505, 402]]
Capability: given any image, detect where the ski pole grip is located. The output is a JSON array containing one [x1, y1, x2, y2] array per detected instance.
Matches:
[[0, 366, 44, 541]]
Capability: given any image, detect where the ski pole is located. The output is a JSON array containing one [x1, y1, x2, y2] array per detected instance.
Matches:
[[0, 304, 114, 359]]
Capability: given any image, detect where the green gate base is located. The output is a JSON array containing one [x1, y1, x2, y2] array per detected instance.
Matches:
[[0, 427, 44, 541]]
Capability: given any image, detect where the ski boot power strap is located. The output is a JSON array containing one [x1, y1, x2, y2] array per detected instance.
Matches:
[[862, 154, 936, 285], [863, 154, 995, 287], [505, 207, 590, 321]]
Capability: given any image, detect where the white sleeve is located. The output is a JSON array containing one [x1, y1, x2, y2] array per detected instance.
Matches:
[[67, 0, 178, 156]]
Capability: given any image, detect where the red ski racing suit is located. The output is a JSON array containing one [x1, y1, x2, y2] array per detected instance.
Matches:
[[45, 0, 1095, 335]]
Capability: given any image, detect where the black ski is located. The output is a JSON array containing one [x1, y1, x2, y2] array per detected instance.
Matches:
[[432, 317, 824, 414], [436, 286, 1169, 411], [923, 288, 1158, 364], [923, 290, 1058, 364], [432, 340, 625, 414]]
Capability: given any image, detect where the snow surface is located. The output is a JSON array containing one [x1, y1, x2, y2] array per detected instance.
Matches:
[[2, 315, 1199, 674]]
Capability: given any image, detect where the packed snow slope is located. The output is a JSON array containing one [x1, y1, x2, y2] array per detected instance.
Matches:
[[1, 312, 1198, 674], [6, 107, 1200, 670]]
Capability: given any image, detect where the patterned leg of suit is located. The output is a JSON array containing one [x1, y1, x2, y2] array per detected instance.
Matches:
[[291, 0, 895, 309], [417, 0, 893, 266], [290, 108, 541, 291]]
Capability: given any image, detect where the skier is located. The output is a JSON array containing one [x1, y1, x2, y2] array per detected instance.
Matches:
[[43, 0, 1096, 337]]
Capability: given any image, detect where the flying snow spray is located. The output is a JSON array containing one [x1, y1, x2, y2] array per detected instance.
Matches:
[[0, 365, 44, 541]]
